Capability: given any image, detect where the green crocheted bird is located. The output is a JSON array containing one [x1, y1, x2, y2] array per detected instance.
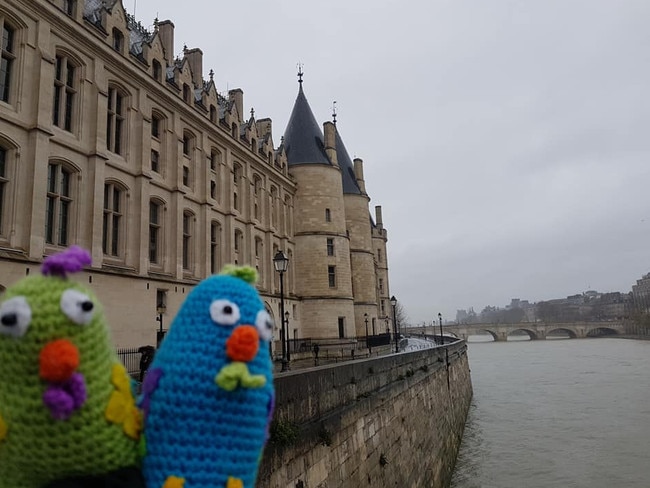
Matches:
[[0, 247, 142, 488]]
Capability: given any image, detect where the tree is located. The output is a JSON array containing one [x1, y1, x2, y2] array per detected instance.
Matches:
[[536, 301, 559, 322], [393, 301, 410, 329]]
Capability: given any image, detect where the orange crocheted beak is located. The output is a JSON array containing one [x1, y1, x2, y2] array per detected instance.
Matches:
[[225, 325, 259, 362], [39, 339, 80, 383]]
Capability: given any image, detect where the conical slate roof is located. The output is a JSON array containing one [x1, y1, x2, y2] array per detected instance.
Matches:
[[283, 85, 331, 166], [335, 130, 362, 195]]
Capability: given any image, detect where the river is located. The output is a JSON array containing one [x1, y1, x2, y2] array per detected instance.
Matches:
[[449, 337, 650, 488]]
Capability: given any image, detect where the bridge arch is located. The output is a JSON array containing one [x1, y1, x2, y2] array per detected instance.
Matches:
[[506, 328, 538, 340], [586, 327, 619, 337], [546, 327, 577, 339], [467, 329, 498, 341]]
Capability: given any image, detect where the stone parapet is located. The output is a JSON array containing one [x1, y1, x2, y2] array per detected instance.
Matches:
[[258, 341, 473, 488]]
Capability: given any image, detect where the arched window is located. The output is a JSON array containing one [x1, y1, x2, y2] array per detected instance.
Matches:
[[106, 85, 127, 154], [231, 123, 237, 139], [151, 112, 162, 139], [270, 186, 278, 228], [233, 163, 241, 185], [255, 237, 263, 258], [151, 110, 165, 174], [234, 229, 243, 253], [149, 199, 164, 265], [210, 221, 221, 274], [253, 174, 262, 196], [255, 237, 264, 283], [1, 17, 17, 103], [182, 211, 194, 271], [53, 52, 79, 132], [45, 161, 76, 246], [209, 104, 217, 123], [209, 148, 220, 171], [284, 195, 292, 234], [102, 181, 126, 257], [182, 130, 194, 156], [182, 130, 195, 188], [0, 144, 10, 237]]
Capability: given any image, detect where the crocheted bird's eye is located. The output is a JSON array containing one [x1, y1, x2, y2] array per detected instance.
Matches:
[[209, 300, 241, 326], [0, 296, 32, 338], [60, 289, 95, 325], [255, 310, 274, 341]]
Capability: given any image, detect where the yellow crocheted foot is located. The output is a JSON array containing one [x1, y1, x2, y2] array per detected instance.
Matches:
[[163, 475, 185, 488], [227, 477, 244, 488]]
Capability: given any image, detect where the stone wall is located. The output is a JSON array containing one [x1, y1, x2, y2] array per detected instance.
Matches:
[[258, 341, 473, 488]]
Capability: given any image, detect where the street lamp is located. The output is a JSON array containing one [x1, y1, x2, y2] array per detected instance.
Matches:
[[364, 313, 371, 355], [273, 250, 289, 371], [285, 311, 290, 363], [390, 295, 398, 353], [438, 312, 443, 345]]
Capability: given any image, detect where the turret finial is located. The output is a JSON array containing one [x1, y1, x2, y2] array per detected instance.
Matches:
[[297, 62, 304, 84], [209, 69, 214, 81], [332, 101, 337, 126], [250, 107, 255, 119]]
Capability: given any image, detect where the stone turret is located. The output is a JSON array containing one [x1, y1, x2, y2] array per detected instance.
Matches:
[[373, 205, 391, 331], [337, 130, 379, 338], [283, 80, 355, 339]]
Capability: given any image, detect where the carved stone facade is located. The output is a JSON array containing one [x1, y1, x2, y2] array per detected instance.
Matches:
[[0, 0, 392, 350]]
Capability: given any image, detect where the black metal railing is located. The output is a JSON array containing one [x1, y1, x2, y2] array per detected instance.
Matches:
[[116, 345, 156, 382]]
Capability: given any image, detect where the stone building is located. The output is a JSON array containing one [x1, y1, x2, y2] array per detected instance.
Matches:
[[0, 0, 392, 351]]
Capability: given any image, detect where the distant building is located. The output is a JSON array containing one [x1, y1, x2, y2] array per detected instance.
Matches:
[[632, 273, 650, 313]]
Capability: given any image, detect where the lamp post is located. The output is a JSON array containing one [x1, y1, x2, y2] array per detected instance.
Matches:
[[438, 312, 443, 345], [390, 295, 398, 353], [364, 313, 371, 355], [285, 311, 291, 363], [273, 250, 289, 371]]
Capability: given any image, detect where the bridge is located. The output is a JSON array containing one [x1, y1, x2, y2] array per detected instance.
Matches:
[[404, 322, 625, 342]]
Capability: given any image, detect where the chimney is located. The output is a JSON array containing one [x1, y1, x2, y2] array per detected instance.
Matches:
[[323, 122, 338, 167], [256, 118, 273, 137], [375, 205, 383, 229], [157, 20, 175, 65], [184, 48, 203, 87], [228, 89, 244, 123], [353, 158, 367, 194]]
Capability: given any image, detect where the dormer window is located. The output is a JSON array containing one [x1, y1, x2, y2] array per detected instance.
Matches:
[[152, 60, 162, 82], [63, 0, 76, 16], [112, 28, 123, 53], [209, 105, 216, 123], [183, 83, 191, 104]]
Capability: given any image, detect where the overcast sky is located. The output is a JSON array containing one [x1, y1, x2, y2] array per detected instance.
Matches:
[[134, 0, 650, 324]]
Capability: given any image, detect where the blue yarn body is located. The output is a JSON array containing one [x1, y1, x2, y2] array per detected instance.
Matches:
[[141, 275, 274, 488]]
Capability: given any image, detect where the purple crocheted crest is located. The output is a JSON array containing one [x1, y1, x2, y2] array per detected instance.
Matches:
[[41, 246, 92, 278]]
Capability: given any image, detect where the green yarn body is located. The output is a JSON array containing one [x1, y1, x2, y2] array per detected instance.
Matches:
[[0, 276, 140, 488]]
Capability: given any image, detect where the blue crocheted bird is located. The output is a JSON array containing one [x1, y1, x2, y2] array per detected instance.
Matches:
[[140, 266, 275, 488]]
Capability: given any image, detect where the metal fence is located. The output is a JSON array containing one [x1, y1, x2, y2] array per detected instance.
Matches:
[[116, 347, 142, 378]]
